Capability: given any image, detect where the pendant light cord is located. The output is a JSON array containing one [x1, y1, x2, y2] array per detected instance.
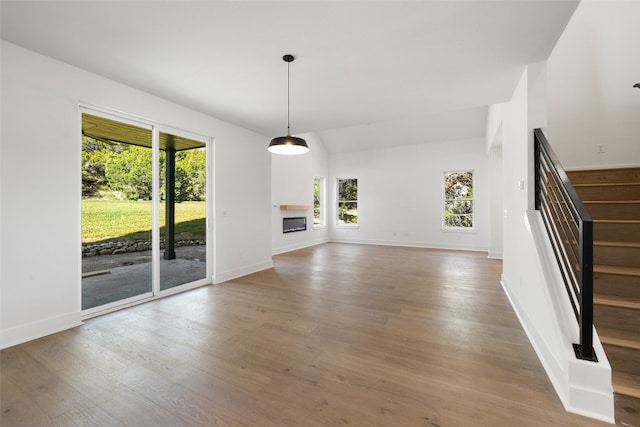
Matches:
[[287, 60, 291, 135]]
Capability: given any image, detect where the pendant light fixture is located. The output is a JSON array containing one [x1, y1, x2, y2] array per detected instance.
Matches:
[[268, 54, 309, 155]]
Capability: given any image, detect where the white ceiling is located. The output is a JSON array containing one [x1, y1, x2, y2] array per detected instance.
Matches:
[[0, 1, 578, 153]]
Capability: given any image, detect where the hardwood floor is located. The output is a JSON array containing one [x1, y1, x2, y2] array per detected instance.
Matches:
[[1, 243, 615, 426]]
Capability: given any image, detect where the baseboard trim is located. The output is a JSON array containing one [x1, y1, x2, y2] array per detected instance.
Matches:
[[328, 237, 488, 252], [272, 238, 329, 256], [0, 311, 82, 350], [500, 275, 567, 407], [213, 260, 274, 284]]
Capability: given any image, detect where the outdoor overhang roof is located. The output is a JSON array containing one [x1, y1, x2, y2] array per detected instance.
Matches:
[[82, 113, 205, 151]]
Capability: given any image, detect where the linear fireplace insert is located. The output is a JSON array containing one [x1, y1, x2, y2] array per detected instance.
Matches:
[[283, 216, 307, 233]]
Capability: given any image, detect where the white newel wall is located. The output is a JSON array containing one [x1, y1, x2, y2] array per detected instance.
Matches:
[[271, 133, 330, 254], [0, 41, 272, 348], [500, 63, 614, 423]]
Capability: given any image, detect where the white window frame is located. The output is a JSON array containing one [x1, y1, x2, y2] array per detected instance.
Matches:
[[442, 170, 475, 231], [313, 177, 326, 228], [336, 177, 358, 227]]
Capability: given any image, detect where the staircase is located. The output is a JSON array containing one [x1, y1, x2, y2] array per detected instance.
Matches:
[[568, 167, 640, 427]]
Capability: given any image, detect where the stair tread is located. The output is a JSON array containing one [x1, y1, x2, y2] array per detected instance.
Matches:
[[612, 370, 640, 399], [594, 219, 640, 224], [594, 265, 640, 277], [595, 241, 640, 248], [584, 200, 640, 204], [574, 182, 640, 187], [594, 294, 640, 309], [598, 327, 640, 350]]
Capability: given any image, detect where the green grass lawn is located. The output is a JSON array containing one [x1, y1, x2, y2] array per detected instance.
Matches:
[[82, 199, 206, 243]]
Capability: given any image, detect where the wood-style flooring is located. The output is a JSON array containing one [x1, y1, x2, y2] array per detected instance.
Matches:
[[1, 243, 613, 426]]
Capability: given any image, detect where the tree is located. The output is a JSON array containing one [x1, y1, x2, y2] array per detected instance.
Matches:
[[174, 149, 206, 202], [444, 172, 473, 227], [105, 145, 153, 200], [83, 139, 206, 201], [82, 136, 123, 197]]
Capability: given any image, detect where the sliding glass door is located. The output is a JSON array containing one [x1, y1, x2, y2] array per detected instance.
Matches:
[[158, 131, 207, 291], [81, 111, 210, 313], [81, 113, 154, 309]]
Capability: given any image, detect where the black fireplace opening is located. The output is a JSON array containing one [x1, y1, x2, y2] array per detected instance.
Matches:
[[283, 216, 307, 233]]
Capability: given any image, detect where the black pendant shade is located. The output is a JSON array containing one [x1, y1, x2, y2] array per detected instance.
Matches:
[[268, 54, 309, 155], [268, 130, 309, 155]]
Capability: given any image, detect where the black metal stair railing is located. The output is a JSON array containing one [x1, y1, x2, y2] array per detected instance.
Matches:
[[534, 128, 596, 362]]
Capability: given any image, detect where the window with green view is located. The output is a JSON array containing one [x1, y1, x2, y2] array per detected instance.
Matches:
[[443, 171, 473, 228], [313, 177, 324, 226], [337, 178, 358, 225]]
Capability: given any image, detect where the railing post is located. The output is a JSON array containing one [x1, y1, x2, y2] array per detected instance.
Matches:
[[577, 219, 596, 361], [534, 132, 541, 210]]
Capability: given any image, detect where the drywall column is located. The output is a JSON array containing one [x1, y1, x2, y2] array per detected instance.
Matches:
[[502, 63, 546, 285], [488, 143, 503, 259], [486, 103, 504, 259]]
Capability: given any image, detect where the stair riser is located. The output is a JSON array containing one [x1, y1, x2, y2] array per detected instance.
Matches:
[[568, 167, 640, 184], [594, 305, 640, 334], [594, 245, 640, 268], [595, 273, 640, 300], [575, 184, 640, 201], [603, 344, 640, 376], [586, 202, 640, 220], [594, 222, 640, 243]]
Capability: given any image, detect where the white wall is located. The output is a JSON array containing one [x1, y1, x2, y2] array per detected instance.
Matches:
[[0, 41, 272, 348], [271, 133, 329, 254], [487, 144, 503, 259], [328, 139, 489, 251], [486, 103, 505, 259], [500, 63, 614, 423], [547, 0, 640, 169]]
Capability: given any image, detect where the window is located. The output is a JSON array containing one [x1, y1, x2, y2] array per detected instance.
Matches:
[[337, 178, 358, 225], [443, 171, 473, 228], [313, 177, 324, 226]]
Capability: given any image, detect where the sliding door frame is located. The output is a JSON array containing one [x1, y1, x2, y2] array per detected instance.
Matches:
[[79, 104, 213, 319]]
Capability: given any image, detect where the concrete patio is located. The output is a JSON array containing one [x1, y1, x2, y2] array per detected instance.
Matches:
[[82, 246, 207, 309]]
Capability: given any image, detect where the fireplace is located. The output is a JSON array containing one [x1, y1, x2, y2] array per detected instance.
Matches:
[[283, 216, 306, 233]]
